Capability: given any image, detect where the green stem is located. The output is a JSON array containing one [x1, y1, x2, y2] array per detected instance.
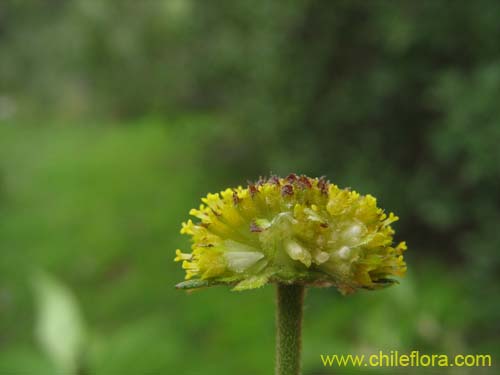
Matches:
[[276, 283, 305, 375]]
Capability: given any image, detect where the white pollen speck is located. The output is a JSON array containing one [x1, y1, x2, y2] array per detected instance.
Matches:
[[286, 241, 303, 258], [347, 224, 362, 237], [285, 240, 312, 267], [315, 251, 330, 264], [337, 246, 351, 259], [341, 222, 367, 246]]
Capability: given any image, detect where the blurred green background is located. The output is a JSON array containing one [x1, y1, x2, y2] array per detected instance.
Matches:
[[0, 1, 499, 374]]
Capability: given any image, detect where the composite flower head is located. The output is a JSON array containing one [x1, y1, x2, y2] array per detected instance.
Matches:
[[175, 174, 407, 294]]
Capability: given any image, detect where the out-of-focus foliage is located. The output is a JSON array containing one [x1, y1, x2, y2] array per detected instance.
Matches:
[[0, 0, 499, 374], [34, 272, 86, 375]]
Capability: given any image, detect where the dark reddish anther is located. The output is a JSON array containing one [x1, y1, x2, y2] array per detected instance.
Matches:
[[269, 175, 280, 185], [286, 173, 298, 183], [232, 191, 240, 205], [211, 208, 221, 216], [200, 222, 209, 228], [317, 177, 329, 195], [298, 175, 312, 188], [257, 176, 266, 186], [281, 184, 294, 196], [250, 222, 263, 233], [249, 184, 258, 197], [320, 223, 329, 228]]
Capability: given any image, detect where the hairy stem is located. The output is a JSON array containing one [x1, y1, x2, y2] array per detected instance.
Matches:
[[276, 283, 305, 375]]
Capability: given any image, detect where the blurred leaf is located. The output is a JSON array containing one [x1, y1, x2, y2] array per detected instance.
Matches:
[[33, 271, 86, 375]]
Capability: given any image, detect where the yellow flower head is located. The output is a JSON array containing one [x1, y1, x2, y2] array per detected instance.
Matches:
[[175, 174, 407, 294]]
